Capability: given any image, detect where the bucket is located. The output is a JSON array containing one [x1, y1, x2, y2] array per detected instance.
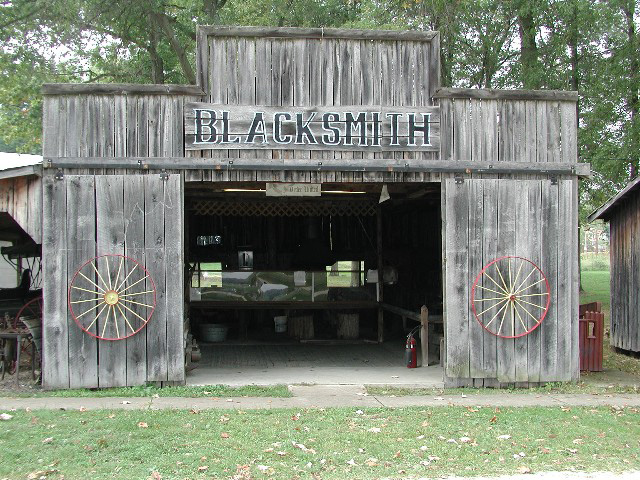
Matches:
[[274, 316, 287, 333], [20, 316, 42, 355], [199, 323, 229, 342]]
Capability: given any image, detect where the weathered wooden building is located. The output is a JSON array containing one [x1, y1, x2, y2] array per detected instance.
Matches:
[[589, 177, 640, 353], [35, 26, 586, 389]]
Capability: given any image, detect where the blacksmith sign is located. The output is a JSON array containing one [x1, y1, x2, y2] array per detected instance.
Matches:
[[185, 103, 440, 152]]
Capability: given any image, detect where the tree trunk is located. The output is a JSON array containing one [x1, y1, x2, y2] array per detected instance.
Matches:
[[153, 13, 197, 85], [517, 7, 541, 89], [148, 20, 164, 84]]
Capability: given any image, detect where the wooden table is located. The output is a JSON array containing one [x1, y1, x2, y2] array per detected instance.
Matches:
[[0, 331, 35, 385]]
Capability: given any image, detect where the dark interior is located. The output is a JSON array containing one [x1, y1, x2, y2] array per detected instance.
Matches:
[[184, 182, 442, 352]]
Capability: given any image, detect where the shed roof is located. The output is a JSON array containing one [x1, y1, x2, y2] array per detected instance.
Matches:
[[588, 175, 640, 222], [0, 152, 42, 179]]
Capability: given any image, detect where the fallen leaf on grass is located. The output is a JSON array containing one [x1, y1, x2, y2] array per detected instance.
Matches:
[[79, 406, 87, 412], [490, 416, 498, 423], [497, 434, 511, 440], [517, 466, 532, 474], [189, 409, 200, 415], [197, 466, 208, 472], [367, 427, 381, 433], [42, 437, 53, 444], [0, 413, 13, 421], [138, 422, 148, 428], [221, 432, 230, 439], [346, 459, 357, 466], [460, 436, 472, 443], [149, 471, 162, 480], [292, 442, 316, 454], [393, 451, 402, 459]]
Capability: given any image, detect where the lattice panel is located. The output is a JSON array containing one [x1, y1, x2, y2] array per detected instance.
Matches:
[[191, 200, 377, 217]]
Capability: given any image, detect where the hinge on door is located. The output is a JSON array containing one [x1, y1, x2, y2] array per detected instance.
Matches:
[[54, 169, 64, 181], [550, 175, 558, 185], [454, 173, 464, 184], [159, 169, 169, 181]]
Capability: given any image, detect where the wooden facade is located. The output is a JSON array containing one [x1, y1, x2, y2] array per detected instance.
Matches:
[[38, 26, 584, 389], [589, 178, 640, 353]]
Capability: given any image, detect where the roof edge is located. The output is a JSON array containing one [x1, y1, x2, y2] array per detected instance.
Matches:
[[588, 175, 640, 222]]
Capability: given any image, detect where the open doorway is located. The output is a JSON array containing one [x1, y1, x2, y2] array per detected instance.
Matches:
[[184, 182, 443, 385]]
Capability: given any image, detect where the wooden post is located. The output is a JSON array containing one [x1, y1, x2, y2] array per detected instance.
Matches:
[[377, 205, 384, 343], [420, 305, 429, 367]]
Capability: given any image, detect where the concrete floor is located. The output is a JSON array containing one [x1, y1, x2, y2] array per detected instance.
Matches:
[[186, 341, 444, 387]]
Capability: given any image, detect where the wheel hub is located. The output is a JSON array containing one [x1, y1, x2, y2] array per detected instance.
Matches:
[[104, 290, 119, 306]]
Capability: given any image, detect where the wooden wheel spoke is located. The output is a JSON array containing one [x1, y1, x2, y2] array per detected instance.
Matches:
[[111, 304, 120, 338], [119, 302, 149, 323], [91, 261, 111, 292], [494, 265, 510, 295], [476, 297, 509, 317], [113, 256, 124, 294], [71, 285, 102, 295], [116, 303, 136, 334], [512, 260, 525, 294], [496, 300, 510, 335], [77, 271, 105, 293], [119, 298, 154, 309], [105, 256, 113, 290], [483, 301, 510, 329], [516, 297, 546, 310], [513, 277, 546, 296], [513, 266, 537, 295], [476, 284, 508, 296], [474, 296, 510, 302], [518, 292, 549, 298], [85, 303, 109, 331], [482, 271, 508, 295], [101, 306, 111, 338], [119, 290, 155, 298], [115, 264, 138, 292], [75, 301, 106, 320], [514, 299, 540, 324], [513, 301, 528, 332], [118, 275, 149, 294], [70, 297, 103, 304]]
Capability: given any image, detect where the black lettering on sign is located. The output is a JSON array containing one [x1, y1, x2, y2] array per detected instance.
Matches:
[[185, 104, 440, 151]]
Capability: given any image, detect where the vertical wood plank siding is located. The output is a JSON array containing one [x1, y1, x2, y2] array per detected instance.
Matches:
[[41, 92, 190, 389], [608, 192, 640, 353], [444, 178, 579, 384], [42, 172, 184, 389], [0, 176, 42, 243], [41, 28, 580, 387]]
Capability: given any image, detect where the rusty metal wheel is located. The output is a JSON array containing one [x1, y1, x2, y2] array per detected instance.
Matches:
[[68, 254, 156, 341], [471, 256, 550, 339]]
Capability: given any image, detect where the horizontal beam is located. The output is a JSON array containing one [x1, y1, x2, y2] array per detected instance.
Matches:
[[433, 87, 579, 102], [42, 83, 205, 96], [0, 165, 41, 180], [44, 157, 591, 177], [198, 25, 438, 41]]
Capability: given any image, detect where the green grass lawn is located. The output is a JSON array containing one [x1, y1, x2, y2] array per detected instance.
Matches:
[[1, 406, 639, 480], [2, 384, 291, 399]]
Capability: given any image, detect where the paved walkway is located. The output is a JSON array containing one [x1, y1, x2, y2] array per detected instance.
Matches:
[[1, 385, 640, 410]]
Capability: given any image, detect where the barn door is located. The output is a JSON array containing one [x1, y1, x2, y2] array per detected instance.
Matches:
[[42, 172, 184, 389], [442, 177, 578, 385]]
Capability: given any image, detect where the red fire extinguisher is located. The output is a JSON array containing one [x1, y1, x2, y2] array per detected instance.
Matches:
[[405, 328, 419, 368]]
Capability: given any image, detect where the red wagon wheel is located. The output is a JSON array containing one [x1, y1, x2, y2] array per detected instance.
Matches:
[[68, 254, 156, 341], [471, 256, 550, 339], [13, 295, 43, 329]]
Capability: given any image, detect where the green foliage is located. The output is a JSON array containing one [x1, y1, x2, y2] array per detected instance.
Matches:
[[0, 0, 637, 220]]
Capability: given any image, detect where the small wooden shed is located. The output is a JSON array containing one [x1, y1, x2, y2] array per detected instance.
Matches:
[[36, 26, 587, 389], [589, 177, 640, 353]]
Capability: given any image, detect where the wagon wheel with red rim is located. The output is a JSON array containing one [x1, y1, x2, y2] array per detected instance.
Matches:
[[11, 295, 43, 376], [68, 254, 156, 341], [471, 256, 550, 339]]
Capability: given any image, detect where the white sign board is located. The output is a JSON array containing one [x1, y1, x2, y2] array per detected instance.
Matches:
[[266, 183, 321, 197]]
